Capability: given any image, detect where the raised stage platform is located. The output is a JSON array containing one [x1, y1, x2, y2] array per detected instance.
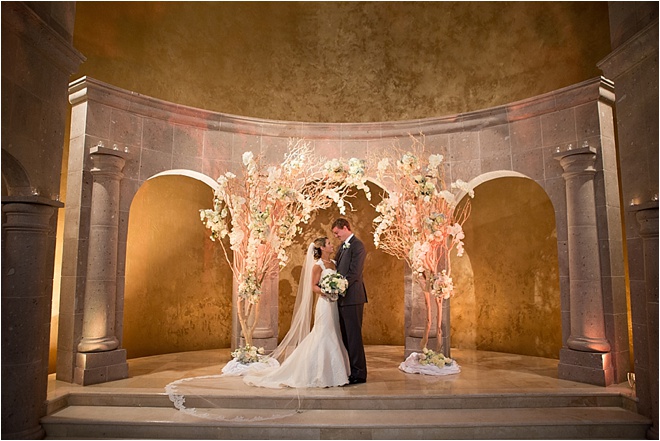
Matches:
[[43, 346, 650, 439]]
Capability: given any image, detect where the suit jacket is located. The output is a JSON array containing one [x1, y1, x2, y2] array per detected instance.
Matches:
[[335, 235, 368, 306]]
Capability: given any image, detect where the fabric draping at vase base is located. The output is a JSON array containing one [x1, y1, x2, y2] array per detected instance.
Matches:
[[220, 357, 279, 377], [398, 352, 461, 376]]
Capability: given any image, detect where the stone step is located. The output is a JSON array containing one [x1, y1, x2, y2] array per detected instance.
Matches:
[[42, 404, 651, 439], [51, 390, 634, 411]]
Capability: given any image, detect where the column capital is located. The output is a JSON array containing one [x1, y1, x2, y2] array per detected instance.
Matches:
[[554, 146, 598, 177], [2, 199, 61, 234], [553, 145, 597, 161], [2, 195, 64, 208], [629, 201, 659, 238], [89, 144, 131, 161], [89, 145, 130, 179]]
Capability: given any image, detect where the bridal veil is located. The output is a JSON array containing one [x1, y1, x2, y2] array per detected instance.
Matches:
[[268, 243, 316, 362]]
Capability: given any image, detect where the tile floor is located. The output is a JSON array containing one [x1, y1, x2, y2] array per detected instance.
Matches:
[[47, 346, 634, 403]]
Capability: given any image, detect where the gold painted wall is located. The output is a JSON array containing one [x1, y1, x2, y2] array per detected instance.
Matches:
[[72, 2, 610, 122], [123, 176, 233, 359], [451, 177, 562, 359]]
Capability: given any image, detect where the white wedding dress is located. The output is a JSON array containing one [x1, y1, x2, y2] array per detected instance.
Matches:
[[243, 260, 350, 388]]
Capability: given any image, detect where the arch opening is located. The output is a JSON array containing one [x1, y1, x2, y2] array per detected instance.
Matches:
[[123, 174, 232, 359], [451, 175, 562, 359]]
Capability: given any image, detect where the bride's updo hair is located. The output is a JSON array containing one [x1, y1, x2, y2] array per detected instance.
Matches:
[[313, 237, 327, 260]]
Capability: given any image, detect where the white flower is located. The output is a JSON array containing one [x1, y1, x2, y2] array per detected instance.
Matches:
[[397, 152, 419, 173], [377, 158, 390, 174], [431, 270, 454, 299], [242, 151, 254, 166], [428, 154, 444, 169], [231, 344, 266, 364], [418, 347, 452, 367], [319, 272, 348, 301], [348, 158, 365, 176], [451, 179, 475, 198], [437, 190, 456, 206]]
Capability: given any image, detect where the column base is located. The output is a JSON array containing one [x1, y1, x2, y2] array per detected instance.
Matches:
[[558, 347, 614, 386], [2, 424, 45, 440], [74, 349, 128, 386], [567, 335, 611, 352], [77, 336, 119, 352]]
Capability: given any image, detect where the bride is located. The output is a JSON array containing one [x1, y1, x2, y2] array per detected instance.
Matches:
[[243, 237, 350, 388]]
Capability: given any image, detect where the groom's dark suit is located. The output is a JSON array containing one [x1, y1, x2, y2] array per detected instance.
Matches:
[[335, 234, 367, 382]]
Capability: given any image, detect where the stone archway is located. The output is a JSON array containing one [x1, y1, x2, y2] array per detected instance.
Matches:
[[123, 172, 232, 359], [452, 174, 561, 359], [1, 149, 33, 196]]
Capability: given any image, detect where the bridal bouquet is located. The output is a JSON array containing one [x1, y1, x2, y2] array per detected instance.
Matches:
[[319, 273, 348, 302]]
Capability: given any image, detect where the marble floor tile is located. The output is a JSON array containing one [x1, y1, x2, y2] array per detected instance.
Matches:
[[48, 346, 633, 403]]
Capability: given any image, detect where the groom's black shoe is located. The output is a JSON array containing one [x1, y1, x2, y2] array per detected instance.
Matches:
[[348, 376, 366, 384]]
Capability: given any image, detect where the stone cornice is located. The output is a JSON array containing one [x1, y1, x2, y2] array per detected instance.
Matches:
[[3, 2, 85, 75], [69, 76, 612, 139], [598, 18, 659, 79]]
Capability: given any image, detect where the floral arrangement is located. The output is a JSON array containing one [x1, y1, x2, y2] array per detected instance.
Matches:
[[372, 135, 473, 352], [319, 272, 349, 301], [418, 347, 453, 367], [431, 269, 454, 300], [200, 138, 370, 347], [230, 344, 265, 365]]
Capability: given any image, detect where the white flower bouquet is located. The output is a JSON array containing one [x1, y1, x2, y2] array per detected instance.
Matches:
[[231, 344, 265, 365], [319, 272, 348, 301], [418, 347, 453, 367]]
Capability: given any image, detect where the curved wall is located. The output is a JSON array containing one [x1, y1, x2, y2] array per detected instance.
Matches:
[[56, 76, 627, 385], [72, 2, 611, 123]]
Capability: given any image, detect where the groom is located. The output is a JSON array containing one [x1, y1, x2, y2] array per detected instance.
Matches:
[[332, 218, 367, 384]]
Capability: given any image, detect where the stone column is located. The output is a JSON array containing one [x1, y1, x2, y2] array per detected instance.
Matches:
[[555, 146, 613, 386], [630, 201, 658, 439], [2, 197, 62, 439], [74, 145, 129, 385]]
